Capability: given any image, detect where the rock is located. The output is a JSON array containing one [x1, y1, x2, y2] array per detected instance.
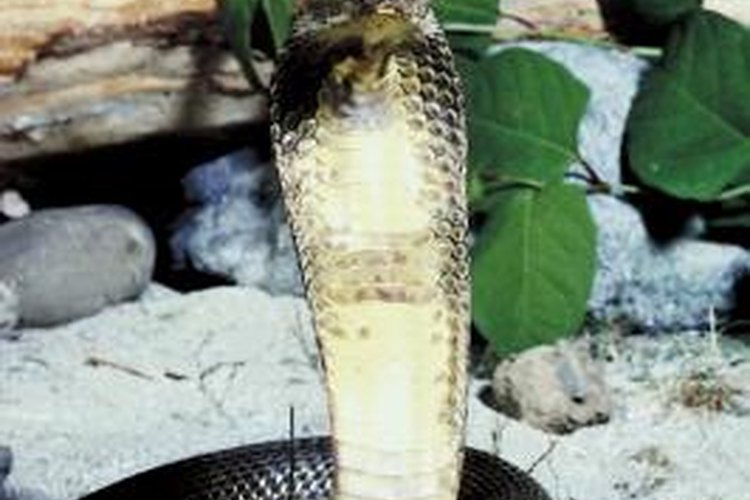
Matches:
[[0, 191, 30, 220], [492, 342, 611, 434], [137, 283, 181, 303], [0, 205, 155, 327], [0, 282, 19, 332], [588, 196, 750, 330], [171, 149, 303, 296]]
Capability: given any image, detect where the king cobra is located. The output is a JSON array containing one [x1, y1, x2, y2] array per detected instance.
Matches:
[[81, 1, 550, 499]]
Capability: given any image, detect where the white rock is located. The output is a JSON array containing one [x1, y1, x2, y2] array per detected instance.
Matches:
[[171, 149, 303, 296], [589, 196, 750, 330], [0, 205, 156, 328], [0, 282, 19, 333], [492, 342, 611, 434], [0, 191, 30, 220], [469, 334, 750, 500]]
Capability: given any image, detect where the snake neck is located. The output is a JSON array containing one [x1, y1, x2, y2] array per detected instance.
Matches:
[[271, 4, 469, 500]]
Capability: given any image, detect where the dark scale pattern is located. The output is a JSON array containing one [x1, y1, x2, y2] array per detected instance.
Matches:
[[80, 438, 550, 500]]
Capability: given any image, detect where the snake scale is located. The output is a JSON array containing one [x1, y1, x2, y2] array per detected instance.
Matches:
[[81, 1, 550, 499]]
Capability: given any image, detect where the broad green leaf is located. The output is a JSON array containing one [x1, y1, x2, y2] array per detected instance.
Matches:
[[472, 183, 596, 355], [447, 33, 492, 59], [610, 0, 702, 25], [434, 0, 498, 25], [438, 0, 498, 55], [462, 48, 590, 183], [627, 11, 750, 201], [262, 0, 293, 53]]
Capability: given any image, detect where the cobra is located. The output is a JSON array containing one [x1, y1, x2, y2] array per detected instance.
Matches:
[[81, 1, 550, 499]]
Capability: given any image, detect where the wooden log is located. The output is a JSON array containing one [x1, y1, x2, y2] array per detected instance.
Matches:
[[0, 0, 270, 163], [495, 0, 749, 39], [0, 0, 746, 164]]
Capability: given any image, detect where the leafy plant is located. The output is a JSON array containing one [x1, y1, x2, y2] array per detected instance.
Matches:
[[219, 0, 292, 82], [433, 0, 498, 25], [460, 49, 590, 184], [472, 183, 595, 354], [460, 48, 597, 354]]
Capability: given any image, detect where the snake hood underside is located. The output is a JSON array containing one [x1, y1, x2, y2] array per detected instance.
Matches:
[[271, 2, 470, 500]]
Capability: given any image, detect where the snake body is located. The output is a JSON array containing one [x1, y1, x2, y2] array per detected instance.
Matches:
[[81, 2, 550, 500], [271, 2, 470, 499]]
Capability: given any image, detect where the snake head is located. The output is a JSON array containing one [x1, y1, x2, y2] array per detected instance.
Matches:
[[324, 11, 416, 88], [290, 0, 439, 38]]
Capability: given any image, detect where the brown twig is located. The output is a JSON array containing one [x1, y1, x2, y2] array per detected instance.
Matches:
[[526, 439, 559, 475], [84, 355, 154, 380]]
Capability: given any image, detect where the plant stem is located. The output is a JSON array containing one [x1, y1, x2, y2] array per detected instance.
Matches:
[[443, 11, 539, 35], [718, 184, 750, 201], [564, 171, 641, 196], [576, 154, 604, 185], [482, 174, 545, 192], [442, 23, 498, 35], [499, 12, 539, 31], [442, 20, 663, 59]]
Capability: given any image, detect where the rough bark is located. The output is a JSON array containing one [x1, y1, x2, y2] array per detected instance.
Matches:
[[0, 0, 746, 163], [0, 0, 270, 163], [495, 0, 749, 39]]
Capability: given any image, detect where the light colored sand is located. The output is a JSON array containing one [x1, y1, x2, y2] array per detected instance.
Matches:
[[1, 287, 749, 500], [0, 287, 327, 499]]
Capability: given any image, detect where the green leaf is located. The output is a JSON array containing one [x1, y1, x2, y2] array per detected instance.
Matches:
[[611, 0, 702, 25], [447, 33, 492, 59], [261, 0, 293, 53], [461, 48, 590, 184], [471, 183, 596, 355], [434, 0, 498, 25], [438, 0, 498, 55], [220, 0, 260, 82], [627, 11, 750, 201]]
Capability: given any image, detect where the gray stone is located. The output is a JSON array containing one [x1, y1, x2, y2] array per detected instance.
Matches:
[[171, 149, 303, 296], [588, 196, 750, 330], [0, 205, 155, 327], [0, 191, 30, 220], [0, 282, 19, 333], [492, 341, 611, 434], [137, 282, 181, 303]]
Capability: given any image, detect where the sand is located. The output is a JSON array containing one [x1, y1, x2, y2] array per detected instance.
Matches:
[[1, 286, 749, 500]]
